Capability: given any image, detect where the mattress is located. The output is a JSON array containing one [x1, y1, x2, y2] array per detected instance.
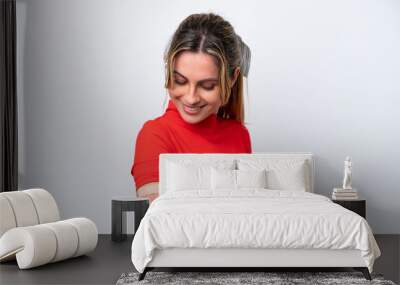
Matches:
[[131, 189, 381, 273], [147, 248, 365, 267]]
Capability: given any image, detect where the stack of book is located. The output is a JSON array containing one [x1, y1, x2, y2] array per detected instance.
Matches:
[[332, 188, 359, 200]]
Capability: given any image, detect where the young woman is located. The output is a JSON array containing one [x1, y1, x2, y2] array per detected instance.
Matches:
[[131, 13, 252, 203]]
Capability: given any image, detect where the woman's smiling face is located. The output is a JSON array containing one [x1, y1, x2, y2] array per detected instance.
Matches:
[[168, 51, 222, 124]]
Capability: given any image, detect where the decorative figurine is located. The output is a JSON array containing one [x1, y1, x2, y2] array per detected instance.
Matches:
[[342, 156, 353, 190]]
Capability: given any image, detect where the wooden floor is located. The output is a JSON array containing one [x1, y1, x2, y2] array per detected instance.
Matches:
[[0, 234, 398, 285]]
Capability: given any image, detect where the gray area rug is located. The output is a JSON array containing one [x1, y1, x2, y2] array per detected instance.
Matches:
[[116, 271, 396, 285]]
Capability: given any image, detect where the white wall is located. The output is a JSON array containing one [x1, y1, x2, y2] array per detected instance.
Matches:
[[17, 0, 400, 234]]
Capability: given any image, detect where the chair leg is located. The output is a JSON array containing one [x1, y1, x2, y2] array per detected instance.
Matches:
[[138, 268, 148, 281], [354, 267, 372, 280]]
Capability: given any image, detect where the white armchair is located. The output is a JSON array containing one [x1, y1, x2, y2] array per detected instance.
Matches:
[[0, 188, 98, 269]]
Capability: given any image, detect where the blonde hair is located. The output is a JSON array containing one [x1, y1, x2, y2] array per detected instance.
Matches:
[[163, 13, 251, 124]]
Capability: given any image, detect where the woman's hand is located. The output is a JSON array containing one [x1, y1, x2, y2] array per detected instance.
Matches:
[[147, 193, 159, 203], [137, 182, 159, 204]]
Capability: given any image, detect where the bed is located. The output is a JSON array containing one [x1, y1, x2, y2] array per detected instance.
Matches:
[[130, 153, 381, 281]]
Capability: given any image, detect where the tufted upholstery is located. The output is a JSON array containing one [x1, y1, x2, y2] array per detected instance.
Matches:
[[0, 188, 98, 269]]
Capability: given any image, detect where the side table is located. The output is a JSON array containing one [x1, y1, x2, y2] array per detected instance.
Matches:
[[111, 196, 149, 242], [332, 199, 366, 219]]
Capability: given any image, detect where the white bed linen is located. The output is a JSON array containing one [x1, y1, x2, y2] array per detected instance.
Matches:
[[131, 190, 380, 273]]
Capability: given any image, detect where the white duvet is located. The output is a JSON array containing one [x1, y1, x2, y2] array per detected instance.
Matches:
[[131, 189, 381, 273]]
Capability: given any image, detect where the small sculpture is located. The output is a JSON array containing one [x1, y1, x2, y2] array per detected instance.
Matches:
[[342, 156, 353, 190]]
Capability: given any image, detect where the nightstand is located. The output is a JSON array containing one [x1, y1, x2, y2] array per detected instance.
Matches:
[[111, 196, 149, 242], [332, 199, 366, 219]]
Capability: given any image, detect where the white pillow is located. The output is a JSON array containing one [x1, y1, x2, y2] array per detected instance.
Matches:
[[237, 159, 308, 191], [211, 168, 236, 190], [236, 169, 267, 188], [211, 168, 268, 190], [166, 160, 235, 192]]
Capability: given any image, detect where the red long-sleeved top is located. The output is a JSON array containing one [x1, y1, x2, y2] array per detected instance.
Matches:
[[131, 99, 252, 190]]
